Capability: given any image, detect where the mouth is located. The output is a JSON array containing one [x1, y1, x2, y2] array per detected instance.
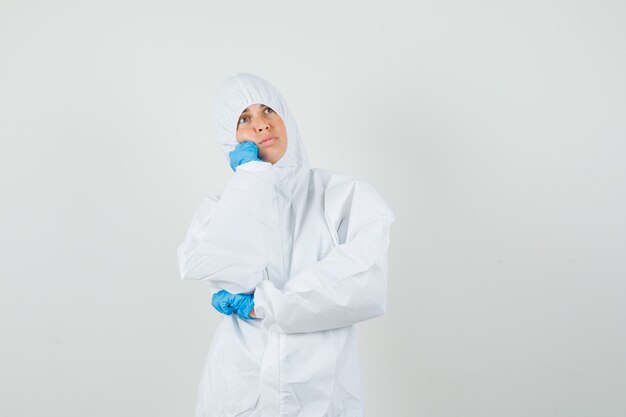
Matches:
[[259, 136, 277, 146]]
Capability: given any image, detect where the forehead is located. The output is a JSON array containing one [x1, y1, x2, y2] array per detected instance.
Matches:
[[240, 103, 270, 114]]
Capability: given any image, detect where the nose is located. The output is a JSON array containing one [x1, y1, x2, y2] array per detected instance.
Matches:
[[254, 116, 270, 132]]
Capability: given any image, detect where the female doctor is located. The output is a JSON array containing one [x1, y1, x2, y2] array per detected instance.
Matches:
[[177, 73, 395, 417]]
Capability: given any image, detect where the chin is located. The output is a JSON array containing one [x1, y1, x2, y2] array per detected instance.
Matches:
[[261, 152, 275, 162]]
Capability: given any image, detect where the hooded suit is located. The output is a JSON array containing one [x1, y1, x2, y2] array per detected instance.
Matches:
[[178, 73, 395, 417]]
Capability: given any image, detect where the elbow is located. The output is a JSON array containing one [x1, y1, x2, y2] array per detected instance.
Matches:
[[177, 244, 195, 281], [364, 276, 388, 321], [179, 269, 191, 281], [178, 262, 192, 281], [372, 297, 387, 319], [365, 266, 388, 319]]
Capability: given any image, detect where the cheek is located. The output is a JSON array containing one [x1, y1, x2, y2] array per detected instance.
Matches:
[[277, 120, 287, 134], [235, 128, 247, 143]]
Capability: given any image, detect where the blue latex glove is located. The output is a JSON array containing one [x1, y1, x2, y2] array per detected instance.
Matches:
[[211, 290, 255, 320], [229, 141, 260, 171], [211, 290, 236, 315], [229, 292, 255, 320]]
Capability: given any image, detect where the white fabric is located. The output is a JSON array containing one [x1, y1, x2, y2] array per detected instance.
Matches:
[[177, 73, 395, 417]]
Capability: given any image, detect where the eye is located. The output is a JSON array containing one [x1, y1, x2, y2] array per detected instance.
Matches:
[[238, 116, 248, 125], [264, 107, 274, 114]]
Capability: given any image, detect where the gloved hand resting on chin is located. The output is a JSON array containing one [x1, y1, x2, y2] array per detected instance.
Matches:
[[229, 141, 260, 171], [211, 289, 256, 320]]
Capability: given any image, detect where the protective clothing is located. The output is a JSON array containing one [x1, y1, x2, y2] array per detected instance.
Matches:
[[177, 73, 395, 417], [229, 141, 260, 172], [211, 290, 255, 320]]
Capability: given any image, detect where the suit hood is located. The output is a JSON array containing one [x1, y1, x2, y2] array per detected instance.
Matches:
[[212, 73, 311, 181]]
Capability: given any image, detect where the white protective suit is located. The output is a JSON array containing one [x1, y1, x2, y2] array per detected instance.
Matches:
[[177, 73, 395, 417]]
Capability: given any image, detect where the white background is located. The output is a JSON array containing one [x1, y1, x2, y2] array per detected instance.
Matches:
[[1, 0, 625, 416]]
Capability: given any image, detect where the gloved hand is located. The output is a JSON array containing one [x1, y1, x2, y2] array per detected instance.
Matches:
[[211, 289, 256, 320], [211, 289, 236, 315], [229, 141, 260, 171]]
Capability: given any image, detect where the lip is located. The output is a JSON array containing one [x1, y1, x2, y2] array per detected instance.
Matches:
[[259, 136, 277, 146]]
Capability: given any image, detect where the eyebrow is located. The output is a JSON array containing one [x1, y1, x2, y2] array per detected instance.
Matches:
[[240, 104, 270, 114]]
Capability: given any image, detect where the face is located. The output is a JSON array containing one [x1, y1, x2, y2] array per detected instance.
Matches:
[[235, 103, 288, 164]]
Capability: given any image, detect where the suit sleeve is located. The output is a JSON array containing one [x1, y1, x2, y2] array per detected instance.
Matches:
[[253, 179, 395, 333], [176, 161, 276, 294]]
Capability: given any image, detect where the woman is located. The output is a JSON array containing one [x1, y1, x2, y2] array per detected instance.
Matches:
[[177, 73, 395, 417]]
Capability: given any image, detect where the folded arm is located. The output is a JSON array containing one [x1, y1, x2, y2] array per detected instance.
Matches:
[[253, 179, 395, 333], [177, 161, 275, 294]]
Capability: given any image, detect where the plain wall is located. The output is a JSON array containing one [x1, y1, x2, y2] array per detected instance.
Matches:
[[1, 0, 625, 416]]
